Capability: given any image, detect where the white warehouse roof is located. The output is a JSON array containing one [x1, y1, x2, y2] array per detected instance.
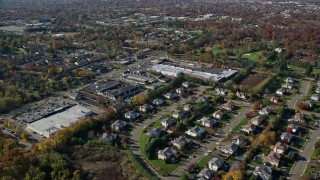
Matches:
[[152, 64, 237, 81], [27, 105, 92, 138]]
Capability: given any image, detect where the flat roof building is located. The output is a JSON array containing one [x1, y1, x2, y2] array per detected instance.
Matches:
[[27, 105, 92, 138]]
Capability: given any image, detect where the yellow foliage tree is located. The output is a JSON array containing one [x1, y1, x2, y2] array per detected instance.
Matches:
[[132, 93, 148, 106], [223, 169, 244, 180]]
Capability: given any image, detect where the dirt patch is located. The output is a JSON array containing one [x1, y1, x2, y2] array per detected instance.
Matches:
[[69, 146, 127, 180], [239, 73, 267, 89], [76, 159, 125, 180]]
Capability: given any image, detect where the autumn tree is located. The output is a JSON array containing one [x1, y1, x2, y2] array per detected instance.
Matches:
[[223, 168, 244, 180], [131, 93, 148, 106]]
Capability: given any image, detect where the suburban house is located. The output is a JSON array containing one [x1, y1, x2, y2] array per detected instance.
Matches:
[[316, 86, 320, 94], [172, 136, 192, 150], [222, 101, 234, 111], [285, 77, 294, 84], [147, 127, 164, 138], [253, 165, 273, 180], [273, 142, 288, 155], [282, 82, 294, 89], [197, 117, 217, 128], [311, 94, 319, 101], [270, 96, 279, 104], [185, 126, 206, 138], [124, 111, 140, 120], [111, 120, 128, 131], [304, 100, 313, 109], [287, 124, 299, 134], [280, 132, 293, 143], [216, 88, 228, 96], [100, 132, 118, 144], [161, 118, 176, 129], [152, 98, 165, 106], [197, 168, 214, 180], [212, 110, 224, 119], [158, 147, 179, 161], [196, 96, 209, 103], [250, 116, 265, 126], [182, 81, 192, 88], [263, 151, 280, 167], [172, 110, 188, 119], [259, 107, 272, 115], [208, 156, 225, 171], [176, 87, 186, 95], [276, 88, 286, 96], [236, 91, 247, 100], [241, 123, 257, 134], [139, 104, 154, 113], [232, 135, 247, 146], [221, 142, 238, 155], [288, 113, 305, 123], [183, 104, 193, 112], [164, 92, 178, 99]]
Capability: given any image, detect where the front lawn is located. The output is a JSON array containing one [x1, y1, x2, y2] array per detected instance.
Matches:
[[232, 119, 249, 132], [197, 155, 213, 168]]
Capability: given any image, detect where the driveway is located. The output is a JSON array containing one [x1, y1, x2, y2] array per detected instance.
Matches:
[[129, 86, 209, 179], [169, 102, 252, 179]]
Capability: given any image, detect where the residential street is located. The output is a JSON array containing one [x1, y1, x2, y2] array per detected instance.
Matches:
[[169, 102, 252, 179], [289, 78, 320, 179], [129, 86, 209, 179], [290, 127, 320, 180], [287, 79, 309, 109]]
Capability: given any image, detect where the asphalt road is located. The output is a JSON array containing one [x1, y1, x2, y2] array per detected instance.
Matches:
[[289, 127, 320, 179], [287, 79, 309, 109], [129, 86, 209, 179], [289, 78, 320, 179], [169, 101, 252, 179]]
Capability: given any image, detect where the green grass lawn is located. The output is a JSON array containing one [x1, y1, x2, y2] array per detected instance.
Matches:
[[305, 164, 320, 174], [197, 155, 213, 168], [139, 128, 183, 175], [139, 132, 151, 158], [242, 51, 263, 62], [232, 119, 249, 132], [149, 118, 163, 128], [311, 148, 320, 160]]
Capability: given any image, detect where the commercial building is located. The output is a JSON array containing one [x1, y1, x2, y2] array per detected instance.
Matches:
[[151, 64, 237, 82], [27, 105, 92, 138]]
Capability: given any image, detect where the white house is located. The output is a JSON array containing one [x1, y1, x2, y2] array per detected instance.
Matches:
[[221, 142, 238, 155], [158, 147, 178, 161], [172, 110, 187, 119], [208, 157, 225, 171], [273, 142, 288, 155], [280, 132, 293, 143], [182, 81, 192, 88], [185, 126, 206, 138], [152, 98, 165, 106], [259, 107, 271, 115], [197, 117, 217, 128], [164, 92, 178, 99], [311, 94, 319, 101], [276, 88, 286, 96], [215, 88, 227, 96], [111, 120, 128, 131], [212, 110, 224, 119], [173, 136, 192, 150], [161, 118, 176, 129], [124, 111, 140, 120], [250, 116, 265, 126]]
